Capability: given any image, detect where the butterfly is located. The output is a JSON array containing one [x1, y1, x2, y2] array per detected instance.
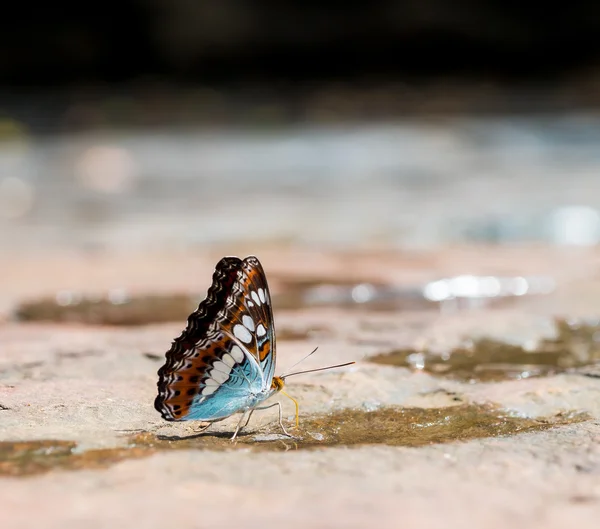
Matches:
[[154, 255, 353, 440]]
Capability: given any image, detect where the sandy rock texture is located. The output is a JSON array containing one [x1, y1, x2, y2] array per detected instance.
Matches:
[[1, 246, 600, 528]]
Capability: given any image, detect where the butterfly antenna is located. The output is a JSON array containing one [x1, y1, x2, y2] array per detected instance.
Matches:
[[281, 361, 355, 380], [280, 346, 320, 378]]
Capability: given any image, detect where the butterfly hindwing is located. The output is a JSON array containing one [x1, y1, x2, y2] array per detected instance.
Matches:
[[154, 256, 276, 422]]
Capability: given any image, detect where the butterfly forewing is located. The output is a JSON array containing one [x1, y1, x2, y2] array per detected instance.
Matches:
[[236, 257, 277, 382], [154, 256, 276, 421]]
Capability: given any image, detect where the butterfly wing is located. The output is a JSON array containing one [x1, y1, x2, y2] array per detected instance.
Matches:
[[154, 256, 277, 422], [235, 256, 277, 382]]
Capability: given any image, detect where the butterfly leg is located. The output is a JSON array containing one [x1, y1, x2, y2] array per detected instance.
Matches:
[[273, 401, 293, 438], [249, 401, 295, 438], [230, 411, 249, 441], [241, 408, 256, 430]]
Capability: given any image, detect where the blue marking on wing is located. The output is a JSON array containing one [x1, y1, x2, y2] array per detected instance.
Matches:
[[185, 351, 267, 421]]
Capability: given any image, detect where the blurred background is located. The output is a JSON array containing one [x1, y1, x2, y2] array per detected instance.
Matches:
[[2, 1, 600, 255]]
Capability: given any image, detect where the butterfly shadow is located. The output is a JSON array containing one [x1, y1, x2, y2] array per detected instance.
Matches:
[[155, 429, 254, 442]]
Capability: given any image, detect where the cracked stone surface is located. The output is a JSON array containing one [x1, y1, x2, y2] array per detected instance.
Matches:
[[2, 246, 600, 528]]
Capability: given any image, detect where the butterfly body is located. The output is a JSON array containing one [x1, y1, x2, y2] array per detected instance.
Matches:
[[155, 256, 286, 436], [180, 375, 281, 422]]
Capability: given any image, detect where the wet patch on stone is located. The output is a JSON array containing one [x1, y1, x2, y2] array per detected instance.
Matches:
[[272, 278, 434, 311], [12, 271, 554, 325], [276, 325, 333, 341], [0, 404, 588, 476], [14, 292, 198, 326], [272, 274, 554, 312], [0, 439, 154, 477], [368, 318, 600, 382]]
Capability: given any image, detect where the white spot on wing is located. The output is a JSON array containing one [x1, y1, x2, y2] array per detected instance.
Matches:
[[251, 291, 261, 305], [242, 314, 255, 332], [230, 345, 244, 362], [202, 385, 217, 396], [256, 323, 267, 337], [222, 353, 235, 367], [210, 369, 228, 384], [203, 378, 219, 393], [247, 299, 254, 307], [212, 360, 231, 375], [258, 288, 266, 303], [233, 324, 252, 344]]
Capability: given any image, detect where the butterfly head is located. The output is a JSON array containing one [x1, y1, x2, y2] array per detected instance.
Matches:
[[270, 376, 285, 392]]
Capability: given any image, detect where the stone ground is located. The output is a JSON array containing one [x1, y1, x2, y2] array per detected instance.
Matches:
[[1, 245, 600, 529]]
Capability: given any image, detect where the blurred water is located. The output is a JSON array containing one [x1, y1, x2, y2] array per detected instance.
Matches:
[[1, 114, 600, 254]]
